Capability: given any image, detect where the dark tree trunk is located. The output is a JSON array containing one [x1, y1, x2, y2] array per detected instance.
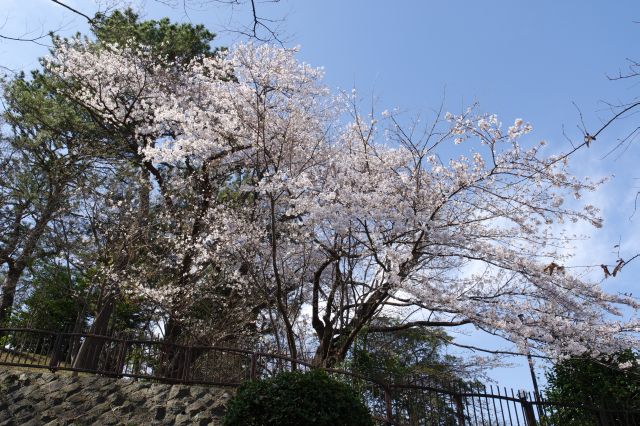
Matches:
[[0, 265, 23, 326], [312, 287, 390, 368], [159, 317, 187, 379], [312, 335, 353, 368], [72, 297, 115, 371]]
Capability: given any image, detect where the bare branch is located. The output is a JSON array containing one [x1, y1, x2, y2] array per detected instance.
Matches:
[[154, 0, 285, 43], [367, 319, 472, 333], [49, 0, 95, 25], [444, 339, 551, 360], [0, 0, 94, 49]]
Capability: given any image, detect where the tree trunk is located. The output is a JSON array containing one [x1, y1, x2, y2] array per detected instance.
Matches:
[[312, 293, 389, 368], [159, 317, 187, 379], [0, 188, 62, 328], [0, 265, 23, 326], [312, 329, 354, 368], [72, 297, 114, 371]]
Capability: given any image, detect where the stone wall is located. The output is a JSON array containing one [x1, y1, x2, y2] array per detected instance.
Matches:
[[0, 369, 232, 425]]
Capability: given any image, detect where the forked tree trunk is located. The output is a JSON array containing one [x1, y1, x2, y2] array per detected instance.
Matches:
[[312, 336, 353, 368]]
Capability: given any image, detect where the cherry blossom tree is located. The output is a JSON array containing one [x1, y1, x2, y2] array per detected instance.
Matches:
[[47, 40, 640, 367]]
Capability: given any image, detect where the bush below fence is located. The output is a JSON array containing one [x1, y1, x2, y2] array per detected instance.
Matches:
[[0, 327, 638, 426]]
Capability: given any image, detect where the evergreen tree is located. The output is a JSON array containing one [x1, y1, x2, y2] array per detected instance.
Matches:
[[545, 350, 640, 425]]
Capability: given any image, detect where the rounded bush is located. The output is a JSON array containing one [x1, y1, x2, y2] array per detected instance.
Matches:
[[223, 369, 373, 426]]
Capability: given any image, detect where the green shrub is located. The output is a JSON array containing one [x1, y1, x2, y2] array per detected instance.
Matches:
[[223, 369, 373, 426]]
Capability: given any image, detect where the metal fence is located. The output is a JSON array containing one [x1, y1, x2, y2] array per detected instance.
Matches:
[[0, 327, 638, 425]]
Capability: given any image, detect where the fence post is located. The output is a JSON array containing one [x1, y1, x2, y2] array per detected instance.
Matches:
[[453, 393, 465, 426], [384, 385, 394, 426], [250, 352, 257, 380], [48, 332, 63, 372], [182, 346, 192, 382], [115, 338, 128, 377], [519, 393, 538, 426]]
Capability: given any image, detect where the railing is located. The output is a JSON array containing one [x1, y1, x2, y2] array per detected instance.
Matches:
[[0, 327, 638, 425]]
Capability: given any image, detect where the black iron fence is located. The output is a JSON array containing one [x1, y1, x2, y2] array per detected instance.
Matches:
[[0, 327, 638, 425]]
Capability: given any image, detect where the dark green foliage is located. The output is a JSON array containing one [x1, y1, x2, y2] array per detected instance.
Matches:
[[545, 350, 640, 425], [347, 318, 464, 385], [92, 9, 217, 63], [223, 369, 373, 426], [10, 264, 88, 331], [9, 263, 147, 333]]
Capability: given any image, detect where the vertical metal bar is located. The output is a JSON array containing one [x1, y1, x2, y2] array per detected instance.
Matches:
[[511, 388, 522, 426], [496, 386, 507, 425], [502, 387, 514, 426], [115, 338, 128, 377], [453, 392, 465, 426], [490, 385, 500, 423], [250, 352, 258, 380], [484, 385, 494, 425], [182, 346, 192, 382], [470, 386, 479, 425], [524, 346, 545, 421], [477, 384, 486, 425], [519, 393, 538, 426], [9, 331, 18, 363], [48, 332, 62, 371]]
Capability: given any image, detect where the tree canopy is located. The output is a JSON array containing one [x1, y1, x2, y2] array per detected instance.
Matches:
[[0, 9, 638, 376]]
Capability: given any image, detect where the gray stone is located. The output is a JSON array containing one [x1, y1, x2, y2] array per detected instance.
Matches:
[[127, 388, 149, 403], [46, 380, 65, 393], [112, 401, 136, 415], [190, 387, 207, 399], [40, 413, 58, 423], [151, 390, 169, 404], [66, 391, 88, 404], [108, 392, 126, 406], [91, 401, 115, 415], [19, 419, 41, 426], [175, 413, 192, 425], [3, 382, 21, 394], [61, 382, 81, 396], [167, 400, 187, 415], [168, 385, 191, 399], [97, 412, 121, 425], [12, 402, 34, 416], [0, 370, 228, 425], [186, 399, 208, 416]]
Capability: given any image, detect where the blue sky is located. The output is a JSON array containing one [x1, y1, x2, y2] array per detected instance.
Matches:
[[2, 0, 639, 391]]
